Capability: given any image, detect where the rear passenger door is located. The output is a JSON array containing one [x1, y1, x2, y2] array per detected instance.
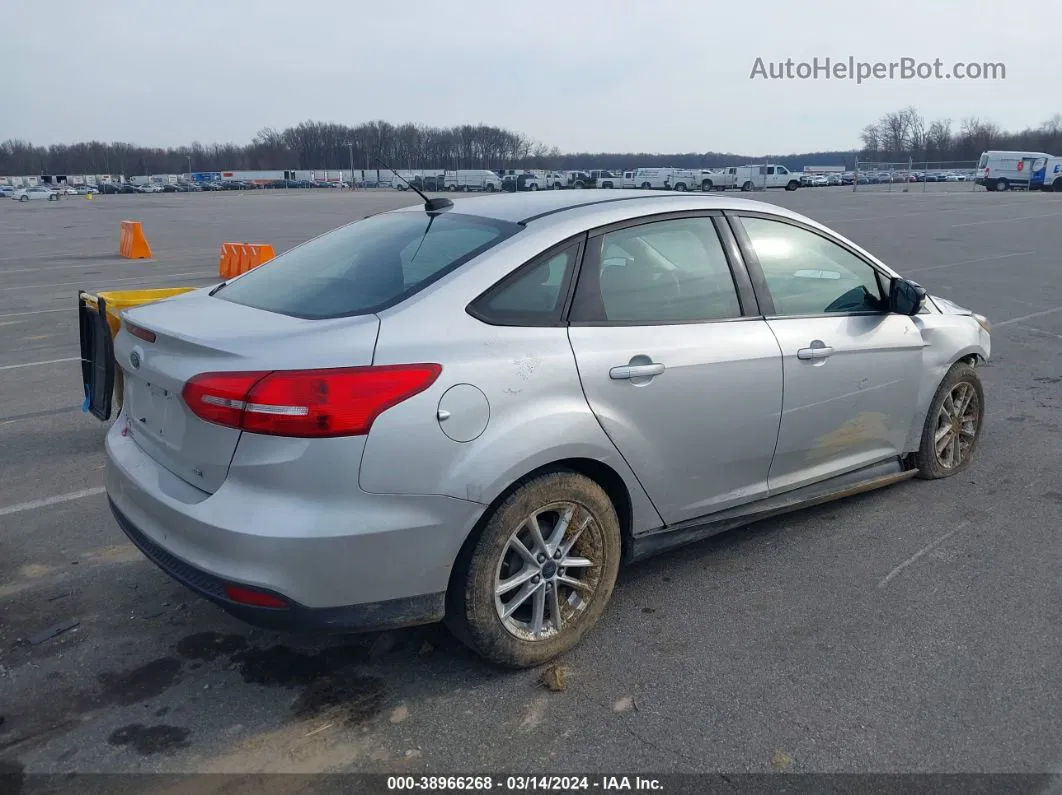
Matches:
[[566, 213, 784, 525]]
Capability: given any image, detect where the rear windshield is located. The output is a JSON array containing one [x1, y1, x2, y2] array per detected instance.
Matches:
[[216, 211, 521, 319]]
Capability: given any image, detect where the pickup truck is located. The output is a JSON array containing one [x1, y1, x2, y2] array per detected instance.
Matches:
[[699, 168, 737, 191]]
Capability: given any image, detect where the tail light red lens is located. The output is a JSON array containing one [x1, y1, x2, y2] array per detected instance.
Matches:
[[181, 364, 442, 437]]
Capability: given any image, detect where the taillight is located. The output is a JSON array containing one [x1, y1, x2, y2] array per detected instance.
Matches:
[[181, 364, 442, 437], [125, 321, 156, 343]]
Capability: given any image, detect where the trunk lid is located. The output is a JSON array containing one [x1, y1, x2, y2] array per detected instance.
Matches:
[[113, 291, 380, 492]]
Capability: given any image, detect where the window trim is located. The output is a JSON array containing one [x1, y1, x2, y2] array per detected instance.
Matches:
[[725, 210, 895, 321], [566, 210, 758, 328], [465, 234, 586, 328]]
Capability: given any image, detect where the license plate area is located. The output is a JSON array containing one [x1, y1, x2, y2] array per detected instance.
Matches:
[[126, 373, 185, 445]]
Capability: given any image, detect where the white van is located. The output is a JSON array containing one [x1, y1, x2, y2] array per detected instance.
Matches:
[[977, 150, 1053, 191], [631, 168, 674, 189], [735, 164, 801, 191], [443, 169, 501, 192]]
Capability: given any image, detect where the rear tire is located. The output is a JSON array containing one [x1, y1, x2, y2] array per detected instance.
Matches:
[[640, 182, 651, 190], [741, 181, 752, 192], [913, 362, 985, 480], [997, 179, 1010, 192], [701, 180, 713, 191], [674, 182, 687, 191], [446, 471, 622, 668], [19, 195, 28, 202]]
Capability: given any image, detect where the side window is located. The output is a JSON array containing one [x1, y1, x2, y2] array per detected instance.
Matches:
[[469, 242, 579, 325], [737, 217, 886, 316], [571, 217, 742, 324]]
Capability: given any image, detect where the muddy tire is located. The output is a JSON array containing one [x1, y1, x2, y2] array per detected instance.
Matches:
[[446, 470, 621, 668], [914, 362, 985, 480]]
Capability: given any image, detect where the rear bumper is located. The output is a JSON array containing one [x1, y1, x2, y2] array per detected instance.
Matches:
[[109, 498, 445, 632], [105, 420, 485, 631]]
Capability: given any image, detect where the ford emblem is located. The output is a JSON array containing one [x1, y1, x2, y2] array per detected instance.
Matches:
[[130, 351, 141, 369]]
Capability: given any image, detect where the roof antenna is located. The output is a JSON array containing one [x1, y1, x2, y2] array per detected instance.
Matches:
[[386, 165, 453, 215]]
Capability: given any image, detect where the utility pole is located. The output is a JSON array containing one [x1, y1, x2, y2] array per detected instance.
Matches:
[[186, 155, 192, 181], [346, 141, 355, 190]]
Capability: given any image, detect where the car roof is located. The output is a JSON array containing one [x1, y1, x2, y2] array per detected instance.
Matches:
[[391, 189, 805, 226]]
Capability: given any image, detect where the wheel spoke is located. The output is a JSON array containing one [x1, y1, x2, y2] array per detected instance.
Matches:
[[960, 426, 977, 438], [934, 424, 952, 444], [510, 537, 539, 567], [524, 513, 550, 557], [557, 574, 592, 592], [560, 555, 594, 569], [941, 393, 955, 419], [547, 581, 562, 631], [530, 583, 546, 637], [501, 580, 539, 619], [545, 505, 575, 553], [935, 429, 953, 454], [947, 435, 959, 466], [496, 566, 537, 597], [560, 515, 592, 557]]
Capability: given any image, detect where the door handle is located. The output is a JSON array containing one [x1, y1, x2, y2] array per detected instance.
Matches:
[[797, 345, 834, 360], [610, 363, 665, 380]]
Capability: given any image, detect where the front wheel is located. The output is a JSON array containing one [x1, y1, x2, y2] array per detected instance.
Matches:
[[529, 183, 538, 191], [786, 180, 799, 191], [446, 471, 622, 668], [913, 362, 985, 479], [19, 195, 28, 202]]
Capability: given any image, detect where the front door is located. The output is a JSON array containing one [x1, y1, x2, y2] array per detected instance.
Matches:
[[732, 214, 925, 494], [566, 214, 784, 525]]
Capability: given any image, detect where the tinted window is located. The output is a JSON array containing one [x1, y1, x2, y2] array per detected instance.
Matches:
[[217, 212, 520, 319], [572, 217, 742, 323], [470, 243, 579, 325], [738, 217, 886, 316]]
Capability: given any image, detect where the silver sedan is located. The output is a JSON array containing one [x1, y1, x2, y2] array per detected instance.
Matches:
[[105, 190, 991, 667], [12, 186, 59, 201]]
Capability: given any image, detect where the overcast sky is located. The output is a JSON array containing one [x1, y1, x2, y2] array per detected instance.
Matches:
[[4, 0, 1059, 155]]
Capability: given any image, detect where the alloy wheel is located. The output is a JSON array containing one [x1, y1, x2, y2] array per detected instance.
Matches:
[[494, 502, 603, 642]]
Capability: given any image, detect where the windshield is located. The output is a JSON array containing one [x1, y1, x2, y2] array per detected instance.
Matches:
[[217, 211, 521, 319], [977, 154, 988, 168]]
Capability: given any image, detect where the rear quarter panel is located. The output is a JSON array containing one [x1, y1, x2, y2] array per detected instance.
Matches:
[[357, 222, 664, 537]]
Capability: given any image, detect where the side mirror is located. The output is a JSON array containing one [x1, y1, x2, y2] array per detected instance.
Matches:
[[889, 277, 927, 316]]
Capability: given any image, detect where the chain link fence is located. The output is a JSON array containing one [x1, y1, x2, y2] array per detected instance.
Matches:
[[851, 160, 982, 192]]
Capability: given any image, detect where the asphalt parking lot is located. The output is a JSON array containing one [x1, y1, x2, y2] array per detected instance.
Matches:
[[2, 187, 1062, 785]]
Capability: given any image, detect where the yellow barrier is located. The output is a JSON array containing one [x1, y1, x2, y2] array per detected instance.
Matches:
[[119, 220, 152, 259], [80, 287, 197, 339], [219, 242, 276, 278], [79, 287, 196, 420]]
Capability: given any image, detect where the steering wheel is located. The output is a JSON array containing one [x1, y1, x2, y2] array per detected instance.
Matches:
[[824, 285, 875, 313]]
